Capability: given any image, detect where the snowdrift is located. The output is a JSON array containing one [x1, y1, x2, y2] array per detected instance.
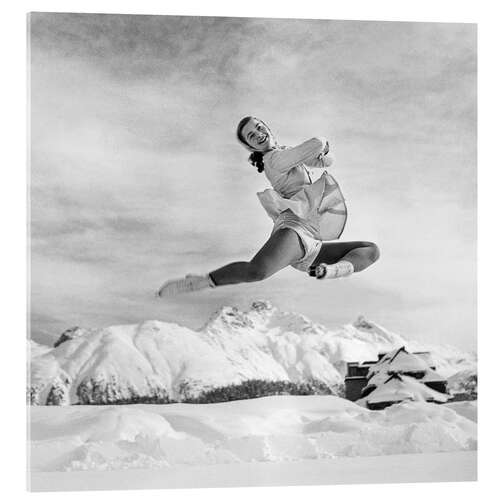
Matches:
[[29, 395, 477, 472]]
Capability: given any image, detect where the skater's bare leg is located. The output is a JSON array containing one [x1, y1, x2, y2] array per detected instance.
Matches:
[[157, 228, 304, 297], [209, 229, 304, 286], [311, 241, 380, 272]]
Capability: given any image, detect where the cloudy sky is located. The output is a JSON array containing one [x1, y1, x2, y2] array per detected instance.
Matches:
[[29, 13, 476, 349]]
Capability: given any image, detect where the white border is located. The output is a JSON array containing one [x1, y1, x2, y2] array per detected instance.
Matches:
[[2, 1, 497, 499]]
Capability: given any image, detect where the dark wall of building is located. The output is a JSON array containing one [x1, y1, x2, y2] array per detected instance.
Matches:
[[347, 364, 371, 377], [345, 376, 368, 401], [424, 380, 448, 394]]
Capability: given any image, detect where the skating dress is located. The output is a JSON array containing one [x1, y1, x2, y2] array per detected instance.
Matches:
[[257, 137, 347, 271]]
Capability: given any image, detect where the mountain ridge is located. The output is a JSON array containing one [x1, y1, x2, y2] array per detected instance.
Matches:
[[29, 301, 476, 406]]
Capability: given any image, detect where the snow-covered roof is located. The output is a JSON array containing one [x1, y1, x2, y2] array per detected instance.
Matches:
[[366, 374, 448, 405], [368, 347, 430, 379], [364, 347, 446, 389], [413, 351, 434, 365], [420, 370, 446, 383], [387, 347, 429, 372]]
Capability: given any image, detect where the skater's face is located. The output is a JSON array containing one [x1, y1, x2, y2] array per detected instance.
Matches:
[[240, 118, 275, 152]]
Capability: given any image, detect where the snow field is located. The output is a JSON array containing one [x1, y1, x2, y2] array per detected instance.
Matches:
[[29, 395, 477, 472]]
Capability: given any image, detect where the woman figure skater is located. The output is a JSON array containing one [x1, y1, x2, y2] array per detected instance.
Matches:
[[158, 116, 379, 297]]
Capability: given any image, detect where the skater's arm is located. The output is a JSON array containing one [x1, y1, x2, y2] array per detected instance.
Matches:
[[304, 140, 333, 169], [269, 137, 331, 173]]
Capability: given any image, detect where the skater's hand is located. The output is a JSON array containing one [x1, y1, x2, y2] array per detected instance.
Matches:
[[313, 141, 330, 167]]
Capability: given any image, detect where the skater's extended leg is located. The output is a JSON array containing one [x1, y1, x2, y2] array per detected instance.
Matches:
[[209, 228, 304, 286], [157, 228, 304, 297]]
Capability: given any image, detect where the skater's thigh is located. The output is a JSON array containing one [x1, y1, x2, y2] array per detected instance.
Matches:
[[250, 228, 304, 276], [312, 240, 374, 267]]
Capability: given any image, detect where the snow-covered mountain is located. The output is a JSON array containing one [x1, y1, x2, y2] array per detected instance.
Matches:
[[447, 369, 478, 399], [29, 301, 476, 405]]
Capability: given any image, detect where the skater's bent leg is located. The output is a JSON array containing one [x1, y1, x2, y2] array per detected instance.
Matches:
[[340, 243, 380, 272], [312, 241, 380, 272], [209, 229, 304, 286]]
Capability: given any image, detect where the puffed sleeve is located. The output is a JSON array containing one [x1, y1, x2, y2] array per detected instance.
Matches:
[[266, 137, 330, 173], [304, 153, 333, 169]]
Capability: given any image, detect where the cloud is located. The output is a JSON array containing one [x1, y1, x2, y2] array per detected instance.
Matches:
[[28, 14, 476, 350]]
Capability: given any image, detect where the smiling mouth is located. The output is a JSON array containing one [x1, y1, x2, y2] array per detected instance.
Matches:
[[257, 135, 267, 144]]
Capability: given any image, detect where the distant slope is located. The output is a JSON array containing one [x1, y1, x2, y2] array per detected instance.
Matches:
[[29, 301, 476, 405]]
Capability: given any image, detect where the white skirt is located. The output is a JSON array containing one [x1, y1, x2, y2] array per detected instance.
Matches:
[[271, 210, 323, 272], [257, 171, 348, 241]]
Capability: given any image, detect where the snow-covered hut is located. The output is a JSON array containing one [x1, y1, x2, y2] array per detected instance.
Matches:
[[345, 346, 449, 408]]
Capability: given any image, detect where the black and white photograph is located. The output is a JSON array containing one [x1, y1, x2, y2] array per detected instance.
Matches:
[[27, 11, 477, 492]]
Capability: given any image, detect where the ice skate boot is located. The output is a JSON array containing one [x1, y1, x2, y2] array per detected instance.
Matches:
[[157, 274, 215, 297], [310, 261, 354, 280]]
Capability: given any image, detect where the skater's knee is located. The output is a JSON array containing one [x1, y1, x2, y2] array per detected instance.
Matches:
[[355, 241, 380, 264], [365, 242, 380, 263]]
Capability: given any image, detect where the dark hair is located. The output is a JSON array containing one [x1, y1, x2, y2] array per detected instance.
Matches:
[[236, 116, 265, 174], [249, 151, 265, 173]]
